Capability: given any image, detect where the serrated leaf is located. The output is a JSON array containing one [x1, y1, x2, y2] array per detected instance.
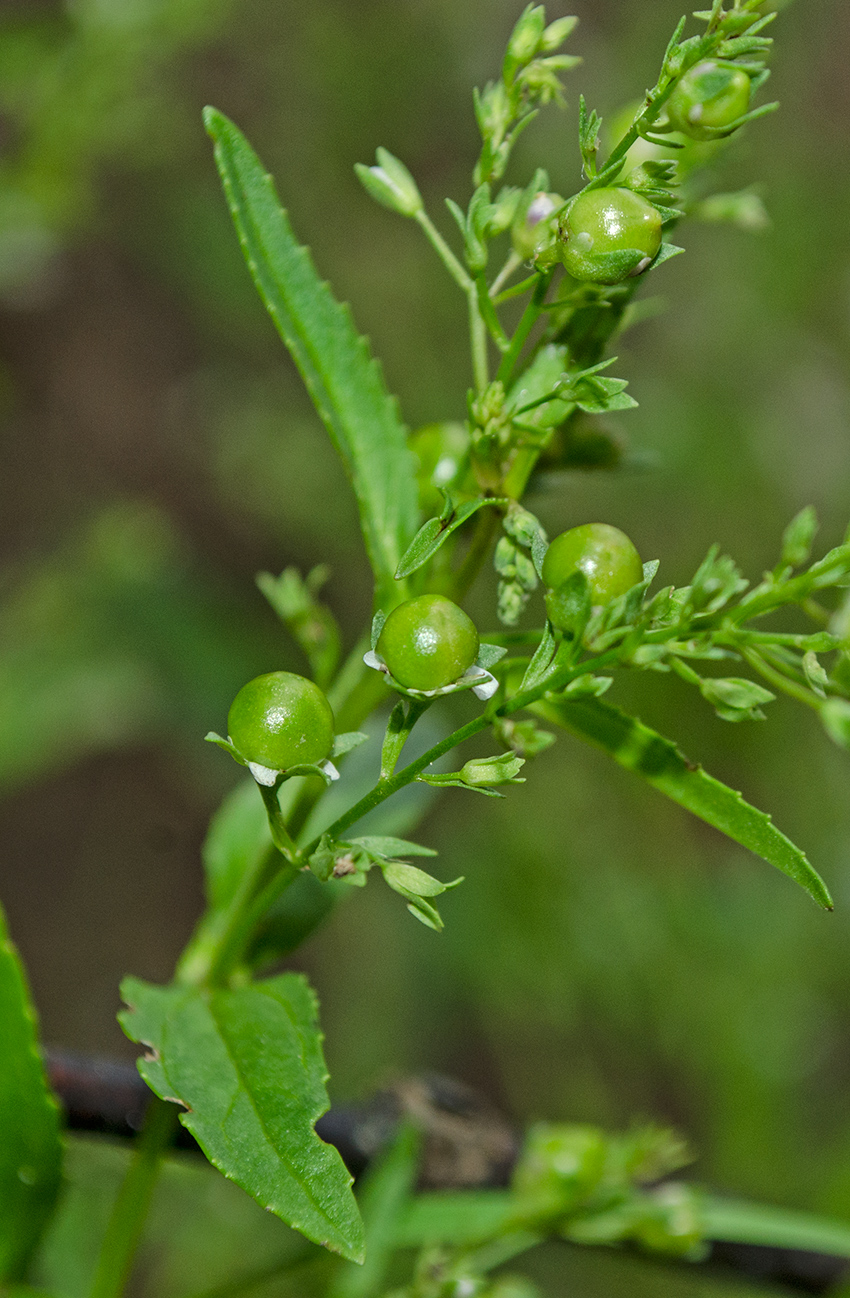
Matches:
[[531, 696, 833, 908], [0, 901, 62, 1280], [205, 108, 418, 607], [395, 497, 505, 580], [702, 1194, 850, 1258], [119, 974, 365, 1261]]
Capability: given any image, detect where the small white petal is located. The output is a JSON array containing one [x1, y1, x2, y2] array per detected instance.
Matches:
[[470, 669, 499, 701], [363, 650, 387, 671], [320, 759, 341, 782], [248, 761, 279, 786]]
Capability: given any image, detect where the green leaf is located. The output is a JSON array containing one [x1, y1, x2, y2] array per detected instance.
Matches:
[[698, 675, 775, 721], [347, 835, 437, 860], [119, 974, 365, 1262], [395, 496, 506, 581], [246, 870, 335, 971], [201, 777, 273, 911], [205, 107, 418, 606], [381, 860, 462, 898], [333, 732, 369, 758], [0, 900, 62, 1280], [395, 1189, 517, 1247], [477, 642, 509, 670], [532, 696, 833, 909], [702, 1194, 850, 1258], [648, 242, 685, 271], [330, 1124, 421, 1298], [821, 698, 850, 751], [256, 566, 342, 689]]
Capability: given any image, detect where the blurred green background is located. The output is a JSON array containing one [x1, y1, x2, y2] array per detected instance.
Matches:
[[1, 0, 850, 1290]]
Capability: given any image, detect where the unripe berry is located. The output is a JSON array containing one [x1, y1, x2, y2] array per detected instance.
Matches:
[[667, 60, 751, 140], [559, 188, 662, 285], [377, 595, 479, 691], [227, 672, 334, 770], [542, 523, 643, 610]]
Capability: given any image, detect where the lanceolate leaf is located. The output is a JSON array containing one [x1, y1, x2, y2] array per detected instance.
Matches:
[[119, 974, 365, 1262], [394, 1189, 516, 1247], [702, 1194, 850, 1258], [0, 900, 62, 1280], [532, 696, 833, 909], [205, 108, 419, 606], [395, 496, 506, 581]]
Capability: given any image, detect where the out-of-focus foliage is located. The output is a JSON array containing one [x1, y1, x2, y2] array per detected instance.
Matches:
[[0, 0, 849, 1293]]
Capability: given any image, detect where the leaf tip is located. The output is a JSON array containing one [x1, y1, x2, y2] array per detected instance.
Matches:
[[202, 104, 227, 139]]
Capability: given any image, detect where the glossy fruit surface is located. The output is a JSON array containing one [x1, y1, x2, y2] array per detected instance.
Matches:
[[228, 671, 334, 769], [542, 523, 643, 606], [667, 60, 751, 140], [559, 187, 662, 284], [377, 594, 479, 691]]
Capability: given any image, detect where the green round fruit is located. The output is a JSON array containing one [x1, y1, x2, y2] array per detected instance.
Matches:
[[227, 671, 334, 770], [559, 187, 662, 285], [542, 523, 643, 608], [667, 60, 751, 140], [377, 594, 480, 691]]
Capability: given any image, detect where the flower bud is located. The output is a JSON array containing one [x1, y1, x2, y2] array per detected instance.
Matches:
[[504, 4, 546, 78], [355, 147, 422, 217], [460, 753, 525, 786]]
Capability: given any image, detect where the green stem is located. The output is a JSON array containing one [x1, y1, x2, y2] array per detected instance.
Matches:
[[214, 867, 302, 988], [258, 782, 299, 860], [497, 270, 552, 387], [741, 647, 821, 711], [305, 646, 622, 855], [381, 697, 432, 779], [489, 250, 522, 298], [414, 210, 472, 292], [468, 283, 489, 393], [494, 272, 542, 305], [88, 1097, 179, 1298], [450, 505, 503, 602], [475, 273, 509, 351]]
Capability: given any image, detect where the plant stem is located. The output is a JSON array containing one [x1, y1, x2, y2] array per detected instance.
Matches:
[[475, 273, 509, 351], [497, 270, 551, 387], [258, 782, 299, 859], [414, 210, 472, 292], [489, 250, 522, 298], [740, 647, 821, 711], [87, 1096, 179, 1298], [450, 505, 503, 603], [468, 284, 489, 393], [304, 646, 622, 854]]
